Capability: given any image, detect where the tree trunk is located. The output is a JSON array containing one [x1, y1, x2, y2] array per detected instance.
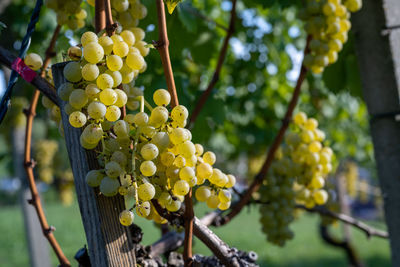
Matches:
[[352, 0, 400, 264], [52, 62, 136, 267], [12, 126, 51, 267]]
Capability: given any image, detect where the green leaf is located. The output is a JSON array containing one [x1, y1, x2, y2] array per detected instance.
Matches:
[[164, 0, 183, 14]]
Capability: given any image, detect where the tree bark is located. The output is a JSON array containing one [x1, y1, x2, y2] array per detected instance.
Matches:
[[352, 0, 400, 264]]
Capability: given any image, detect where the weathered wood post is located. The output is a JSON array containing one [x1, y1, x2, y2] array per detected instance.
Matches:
[[52, 62, 136, 266]]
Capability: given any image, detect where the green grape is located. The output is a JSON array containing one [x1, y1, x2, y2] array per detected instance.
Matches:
[[160, 151, 175, 166], [100, 176, 120, 196], [136, 201, 151, 217], [105, 105, 121, 122], [124, 114, 135, 125], [85, 83, 100, 99], [174, 180, 189, 196], [218, 201, 231, 210], [86, 170, 104, 187], [173, 156, 186, 168], [114, 0, 129, 12], [68, 46, 82, 60], [206, 195, 220, 209], [83, 42, 104, 64], [114, 120, 130, 137], [177, 141, 196, 158], [151, 132, 170, 151], [196, 163, 213, 179], [133, 112, 148, 126], [111, 151, 128, 167], [149, 106, 168, 127], [140, 161, 157, 176], [64, 103, 77, 115], [138, 182, 155, 201], [75, 8, 87, 20], [126, 51, 145, 70], [113, 41, 129, 57], [80, 134, 98, 150], [119, 210, 134, 226], [82, 123, 103, 144], [179, 166, 195, 181], [313, 189, 328, 205], [24, 53, 43, 70], [42, 96, 54, 109], [69, 89, 88, 110], [194, 144, 204, 156], [88, 101, 106, 120], [218, 189, 231, 203], [131, 27, 145, 41], [105, 70, 122, 87], [100, 89, 118, 105], [114, 89, 128, 107], [105, 161, 123, 178], [195, 186, 211, 202], [81, 31, 98, 46], [165, 199, 181, 212], [58, 82, 75, 101], [169, 128, 189, 145], [203, 151, 216, 165], [99, 36, 114, 55], [97, 73, 114, 90], [141, 144, 159, 160], [134, 40, 149, 57], [121, 70, 135, 84], [171, 105, 188, 122], [139, 125, 156, 138], [225, 174, 236, 188], [120, 30, 136, 46], [82, 63, 100, 81], [69, 111, 87, 128], [107, 55, 123, 71], [64, 61, 82, 82]]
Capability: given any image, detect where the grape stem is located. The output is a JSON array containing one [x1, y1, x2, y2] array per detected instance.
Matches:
[[22, 25, 71, 267], [188, 0, 237, 127], [215, 35, 312, 226]]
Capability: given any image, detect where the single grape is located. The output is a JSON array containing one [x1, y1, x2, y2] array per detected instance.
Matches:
[[24, 53, 43, 70]]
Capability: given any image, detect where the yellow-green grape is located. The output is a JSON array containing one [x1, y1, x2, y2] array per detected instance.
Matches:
[[121, 70, 136, 84], [301, 130, 315, 143], [225, 174, 236, 188], [68, 46, 82, 60], [105, 70, 122, 88], [138, 182, 155, 201], [195, 144, 204, 156], [179, 166, 195, 181], [173, 180, 190, 196], [134, 41, 150, 57], [311, 176, 325, 189], [69, 89, 88, 109], [120, 30, 136, 46], [111, 151, 128, 167], [111, 34, 123, 43], [75, 8, 87, 20], [58, 82, 75, 101], [293, 112, 307, 126], [140, 126, 156, 138], [88, 101, 106, 120], [149, 106, 168, 127], [169, 128, 189, 145], [80, 134, 98, 150], [196, 163, 213, 179], [82, 123, 103, 144], [119, 210, 134, 226], [113, 41, 129, 58], [203, 151, 216, 165], [82, 63, 99, 81], [313, 189, 328, 205], [126, 51, 145, 70], [83, 42, 104, 64], [97, 73, 114, 90], [133, 112, 149, 126], [64, 61, 82, 82], [309, 141, 322, 153], [85, 83, 100, 100], [209, 168, 227, 187], [24, 53, 43, 70], [218, 201, 231, 211], [69, 111, 87, 128], [114, 0, 129, 12], [166, 199, 181, 212], [81, 31, 98, 46], [42, 96, 54, 109], [131, 27, 145, 41], [129, 46, 141, 55], [140, 161, 156, 176], [124, 114, 135, 125], [105, 105, 121, 122], [99, 35, 114, 55], [161, 151, 175, 166], [114, 120, 130, 137], [344, 0, 362, 12], [136, 201, 151, 217], [173, 155, 186, 168], [64, 103, 77, 115], [305, 118, 318, 130], [177, 141, 196, 158], [100, 89, 118, 105], [100, 176, 120, 196], [171, 105, 188, 122], [206, 194, 220, 209], [151, 132, 170, 151], [195, 186, 211, 202], [105, 161, 123, 178], [153, 89, 171, 107], [218, 189, 231, 203], [141, 144, 159, 160], [185, 155, 197, 167], [107, 55, 123, 71], [85, 170, 104, 187], [114, 89, 128, 107]]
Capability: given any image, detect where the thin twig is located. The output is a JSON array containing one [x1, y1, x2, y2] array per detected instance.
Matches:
[[216, 35, 311, 226], [298, 205, 388, 239], [188, 0, 236, 126], [23, 25, 70, 267], [104, 0, 117, 36]]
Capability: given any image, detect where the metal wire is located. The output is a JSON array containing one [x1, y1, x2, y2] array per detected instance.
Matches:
[[0, 0, 43, 124]]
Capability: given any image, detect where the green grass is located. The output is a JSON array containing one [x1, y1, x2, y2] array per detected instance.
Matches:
[[0, 201, 390, 267]]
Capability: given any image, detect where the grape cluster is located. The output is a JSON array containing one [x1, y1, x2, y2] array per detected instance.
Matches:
[[344, 161, 358, 197], [110, 0, 148, 29], [259, 112, 334, 246], [59, 170, 75, 205], [46, 0, 87, 30], [35, 140, 59, 184], [299, 0, 362, 74]]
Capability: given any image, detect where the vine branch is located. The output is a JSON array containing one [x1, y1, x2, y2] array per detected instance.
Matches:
[[23, 25, 70, 267], [215, 35, 311, 226], [188, 0, 236, 126]]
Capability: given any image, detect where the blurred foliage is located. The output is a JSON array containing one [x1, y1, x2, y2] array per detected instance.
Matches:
[[0, 0, 374, 201]]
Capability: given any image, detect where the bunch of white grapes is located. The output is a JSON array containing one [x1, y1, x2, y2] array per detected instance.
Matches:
[[35, 140, 59, 184], [259, 112, 334, 246], [299, 0, 362, 74], [109, 0, 148, 29], [46, 0, 87, 30]]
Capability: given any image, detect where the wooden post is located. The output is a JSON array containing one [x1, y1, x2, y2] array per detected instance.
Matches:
[[12, 126, 51, 267], [52, 62, 136, 267], [352, 0, 400, 264]]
